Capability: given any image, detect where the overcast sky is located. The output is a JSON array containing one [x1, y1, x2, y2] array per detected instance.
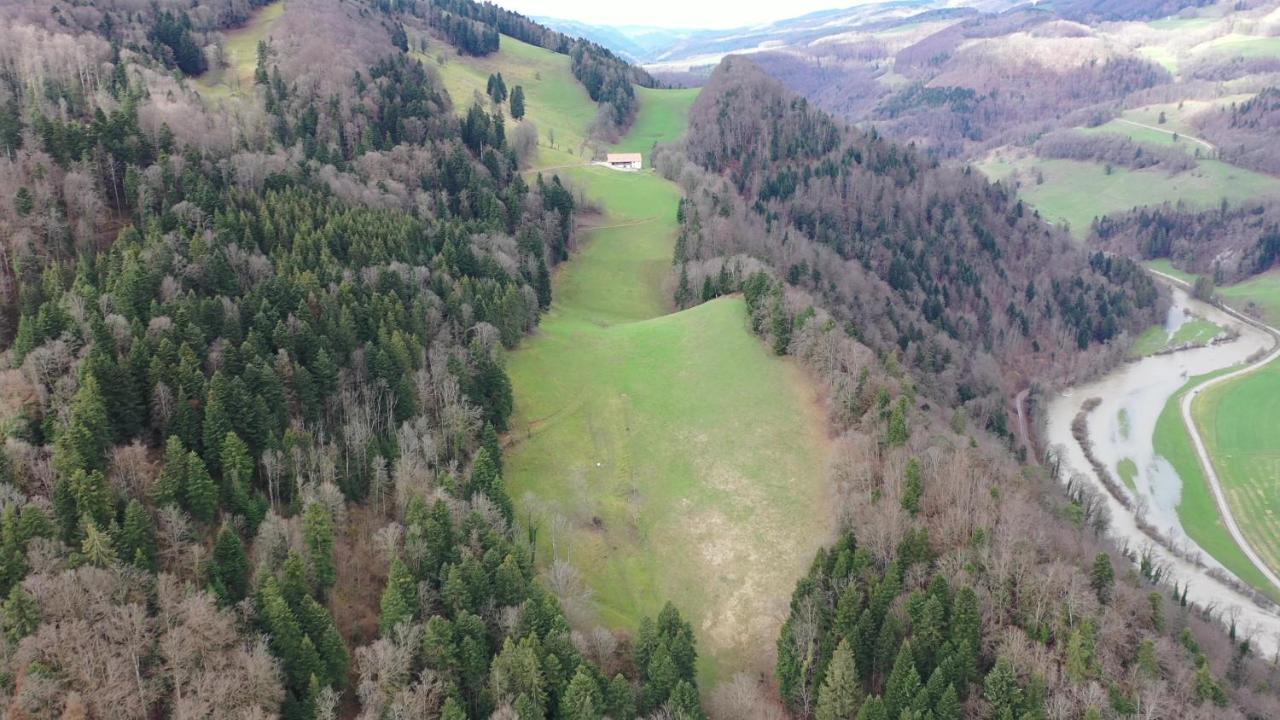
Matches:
[[495, 0, 855, 30]]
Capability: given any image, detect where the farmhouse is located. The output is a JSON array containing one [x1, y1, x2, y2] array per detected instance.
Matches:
[[606, 152, 642, 170]]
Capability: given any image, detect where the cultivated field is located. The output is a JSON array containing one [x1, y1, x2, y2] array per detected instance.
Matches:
[[194, 1, 285, 98], [440, 37, 834, 684], [1193, 359, 1280, 579], [1153, 371, 1280, 602]]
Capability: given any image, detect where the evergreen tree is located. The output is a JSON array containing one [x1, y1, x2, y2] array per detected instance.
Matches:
[[118, 499, 156, 570], [561, 664, 604, 720], [209, 525, 250, 604], [934, 684, 961, 720], [901, 458, 922, 516], [883, 642, 922, 720], [80, 518, 116, 567], [202, 373, 233, 471], [379, 556, 416, 633], [669, 680, 703, 720], [816, 638, 862, 720], [490, 635, 547, 716], [1090, 552, 1115, 604], [510, 85, 526, 120], [153, 436, 188, 506], [606, 673, 635, 720], [184, 451, 218, 522], [854, 696, 886, 720], [303, 500, 336, 596], [983, 659, 1023, 720], [54, 371, 112, 476], [1, 583, 39, 642]]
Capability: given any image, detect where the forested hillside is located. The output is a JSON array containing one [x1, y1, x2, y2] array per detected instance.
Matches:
[[669, 59, 1161, 427], [656, 56, 1280, 720], [0, 0, 706, 718]]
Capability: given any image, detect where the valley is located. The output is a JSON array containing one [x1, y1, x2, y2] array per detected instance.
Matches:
[[9, 0, 1280, 717], [431, 37, 834, 684]]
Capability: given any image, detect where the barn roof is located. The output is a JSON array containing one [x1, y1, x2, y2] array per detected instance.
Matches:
[[606, 153, 642, 163]]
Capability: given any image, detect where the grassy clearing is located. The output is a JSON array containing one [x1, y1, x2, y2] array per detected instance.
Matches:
[[506, 162, 831, 685], [1195, 33, 1280, 59], [425, 34, 598, 168], [1193, 359, 1280, 579], [1219, 270, 1280, 327], [1148, 16, 1216, 31], [1154, 371, 1280, 603], [194, 2, 285, 99], [1143, 259, 1197, 284], [613, 86, 700, 154], [458, 42, 827, 684], [977, 153, 1280, 238], [1077, 120, 1201, 155], [1130, 318, 1224, 357]]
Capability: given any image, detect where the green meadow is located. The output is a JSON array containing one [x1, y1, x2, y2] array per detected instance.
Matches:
[[434, 36, 834, 684], [978, 154, 1280, 238], [1219, 271, 1280, 326], [194, 1, 285, 99], [1192, 359, 1280, 579]]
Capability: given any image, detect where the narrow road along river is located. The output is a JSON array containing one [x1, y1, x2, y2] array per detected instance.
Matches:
[[1044, 283, 1280, 654]]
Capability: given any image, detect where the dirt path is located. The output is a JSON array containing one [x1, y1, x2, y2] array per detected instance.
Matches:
[[1014, 388, 1036, 465], [1151, 268, 1280, 593], [1116, 118, 1216, 153]]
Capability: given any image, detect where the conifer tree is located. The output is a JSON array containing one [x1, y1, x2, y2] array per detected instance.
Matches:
[[1090, 553, 1115, 604], [303, 500, 336, 596], [884, 641, 922, 720], [118, 499, 156, 570], [561, 664, 604, 720], [606, 674, 635, 720], [379, 556, 416, 634], [54, 371, 112, 476], [853, 696, 886, 720], [210, 525, 250, 604], [1, 583, 38, 642], [184, 451, 218, 522], [816, 638, 863, 720], [80, 518, 116, 567], [510, 85, 525, 120], [153, 435, 188, 506]]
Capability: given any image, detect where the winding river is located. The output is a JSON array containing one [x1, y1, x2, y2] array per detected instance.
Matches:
[[1044, 283, 1280, 653]]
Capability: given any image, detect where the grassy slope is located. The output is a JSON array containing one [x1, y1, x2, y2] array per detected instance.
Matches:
[[427, 35, 597, 169], [1220, 271, 1280, 326], [1153, 371, 1280, 602], [194, 2, 285, 99], [977, 154, 1280, 238], [440, 37, 831, 684], [1193, 359, 1280, 578]]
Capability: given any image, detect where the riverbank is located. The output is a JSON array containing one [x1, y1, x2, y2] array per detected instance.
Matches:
[[1045, 281, 1280, 653]]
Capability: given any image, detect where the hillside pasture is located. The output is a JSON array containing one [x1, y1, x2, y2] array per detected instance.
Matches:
[[435, 44, 830, 684], [978, 151, 1280, 238], [424, 34, 599, 168], [505, 160, 832, 686], [194, 1, 285, 99]]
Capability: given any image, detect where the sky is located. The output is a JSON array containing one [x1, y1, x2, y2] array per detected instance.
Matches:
[[494, 0, 858, 30]]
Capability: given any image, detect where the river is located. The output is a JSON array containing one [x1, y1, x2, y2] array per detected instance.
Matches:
[[1044, 283, 1280, 654]]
